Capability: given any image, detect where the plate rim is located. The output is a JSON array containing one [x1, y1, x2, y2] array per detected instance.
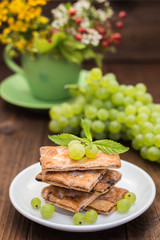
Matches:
[[9, 160, 156, 232]]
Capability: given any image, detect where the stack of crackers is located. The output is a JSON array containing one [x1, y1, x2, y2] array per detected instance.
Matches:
[[36, 146, 128, 215]]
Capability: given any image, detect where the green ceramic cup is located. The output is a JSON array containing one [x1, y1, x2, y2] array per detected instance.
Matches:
[[4, 49, 81, 101]]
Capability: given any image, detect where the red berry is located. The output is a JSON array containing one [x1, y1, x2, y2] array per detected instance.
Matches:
[[116, 21, 123, 28], [69, 7, 76, 16], [48, 38, 52, 43], [100, 35, 105, 41], [107, 39, 113, 45], [78, 27, 86, 33], [49, 29, 54, 35], [75, 18, 82, 24], [75, 33, 82, 40], [102, 41, 108, 48], [112, 33, 121, 44], [99, 28, 106, 35], [119, 11, 127, 19]]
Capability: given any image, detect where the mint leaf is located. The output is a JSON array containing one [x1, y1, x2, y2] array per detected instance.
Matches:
[[81, 119, 92, 142], [93, 140, 129, 154], [48, 134, 82, 147]]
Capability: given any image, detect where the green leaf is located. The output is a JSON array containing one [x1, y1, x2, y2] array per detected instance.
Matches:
[[48, 134, 82, 147], [59, 46, 83, 64], [93, 140, 129, 154], [63, 38, 86, 50], [51, 32, 66, 47], [81, 119, 92, 142], [65, 2, 71, 10]]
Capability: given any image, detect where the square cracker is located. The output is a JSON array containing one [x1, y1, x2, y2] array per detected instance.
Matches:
[[36, 169, 121, 193], [41, 185, 99, 213], [85, 187, 128, 215], [40, 146, 121, 172], [36, 169, 106, 192]]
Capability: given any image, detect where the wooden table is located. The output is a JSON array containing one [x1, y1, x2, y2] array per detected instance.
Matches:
[[0, 1, 160, 239]]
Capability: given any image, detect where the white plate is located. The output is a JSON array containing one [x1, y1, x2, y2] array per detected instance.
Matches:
[[9, 160, 156, 232]]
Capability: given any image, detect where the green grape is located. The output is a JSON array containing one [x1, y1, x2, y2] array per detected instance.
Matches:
[[40, 204, 55, 219], [109, 109, 118, 120], [72, 104, 83, 115], [125, 115, 136, 128], [104, 120, 110, 131], [111, 92, 124, 105], [109, 132, 121, 141], [131, 124, 141, 136], [124, 85, 136, 97], [126, 129, 134, 140], [85, 145, 98, 158], [125, 105, 136, 115], [85, 85, 95, 96], [141, 122, 153, 134], [69, 116, 80, 128], [152, 104, 160, 113], [92, 120, 105, 133], [134, 101, 143, 110], [100, 73, 117, 87], [31, 198, 41, 209], [103, 100, 113, 110], [140, 146, 148, 159], [49, 120, 61, 132], [154, 134, 160, 148], [119, 84, 127, 94], [155, 117, 160, 124], [117, 112, 126, 123], [73, 213, 85, 225], [135, 90, 145, 102], [144, 93, 153, 104], [90, 68, 102, 80], [49, 106, 61, 120], [61, 103, 74, 118], [138, 106, 150, 115], [123, 97, 134, 106], [90, 81, 99, 90], [153, 124, 160, 134], [132, 139, 140, 150], [68, 140, 81, 148], [81, 118, 92, 128], [109, 121, 121, 133], [121, 124, 127, 133], [95, 87, 109, 100], [84, 210, 98, 224], [92, 99, 103, 108], [124, 192, 136, 204], [84, 105, 97, 119], [75, 95, 86, 105], [94, 132, 107, 140], [143, 133, 154, 146], [69, 143, 85, 160], [150, 112, 160, 124], [72, 127, 81, 136], [147, 146, 160, 161], [62, 125, 72, 133], [121, 132, 128, 141], [117, 199, 131, 213], [134, 134, 144, 147], [118, 105, 125, 112], [136, 83, 147, 93], [136, 113, 148, 125], [58, 116, 69, 128], [97, 108, 109, 121]]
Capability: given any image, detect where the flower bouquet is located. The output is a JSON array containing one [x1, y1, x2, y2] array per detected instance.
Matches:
[[0, 0, 127, 101]]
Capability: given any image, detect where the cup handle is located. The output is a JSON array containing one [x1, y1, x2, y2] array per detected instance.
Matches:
[[4, 47, 24, 75]]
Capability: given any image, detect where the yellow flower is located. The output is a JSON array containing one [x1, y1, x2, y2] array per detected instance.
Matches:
[[28, 0, 48, 7], [3, 28, 11, 35], [38, 16, 48, 24], [8, 18, 14, 25]]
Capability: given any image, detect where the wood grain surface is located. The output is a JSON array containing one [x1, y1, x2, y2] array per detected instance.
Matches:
[[0, 0, 160, 239]]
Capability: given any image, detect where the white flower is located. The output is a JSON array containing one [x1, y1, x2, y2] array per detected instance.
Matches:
[[81, 28, 101, 46], [96, 9, 107, 21], [73, 0, 90, 13], [51, 4, 68, 20]]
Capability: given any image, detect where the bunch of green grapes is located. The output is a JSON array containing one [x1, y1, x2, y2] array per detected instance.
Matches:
[[49, 68, 160, 163]]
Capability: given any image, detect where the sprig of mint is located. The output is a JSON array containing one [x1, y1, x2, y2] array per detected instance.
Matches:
[[48, 119, 129, 154]]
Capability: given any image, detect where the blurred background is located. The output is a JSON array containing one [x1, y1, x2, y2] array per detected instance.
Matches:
[[0, 0, 160, 99]]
